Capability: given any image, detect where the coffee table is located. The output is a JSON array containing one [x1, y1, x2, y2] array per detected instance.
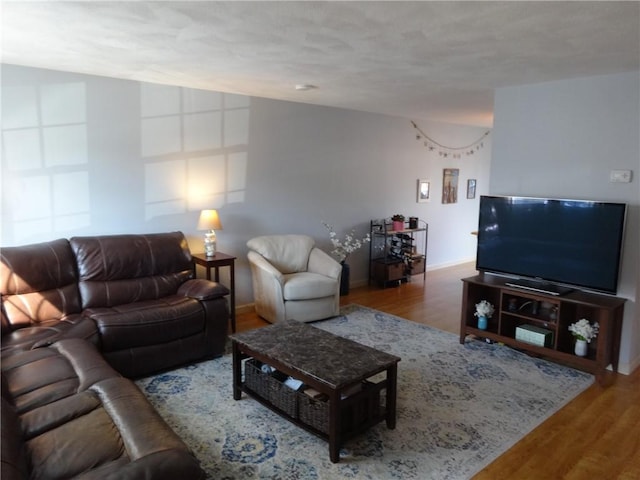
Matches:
[[230, 320, 400, 463]]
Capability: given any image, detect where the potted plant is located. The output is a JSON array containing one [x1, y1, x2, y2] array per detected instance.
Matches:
[[391, 214, 405, 232]]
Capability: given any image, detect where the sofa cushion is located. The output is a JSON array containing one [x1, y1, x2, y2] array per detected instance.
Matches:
[[247, 235, 315, 274], [1, 339, 121, 415], [26, 403, 125, 480], [1, 315, 98, 359], [78, 274, 193, 309], [1, 239, 81, 331], [21, 376, 202, 480], [84, 296, 205, 352], [283, 272, 338, 300], [70, 232, 193, 309]]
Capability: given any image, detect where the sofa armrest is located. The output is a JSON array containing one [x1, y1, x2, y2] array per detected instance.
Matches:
[[177, 279, 229, 301]]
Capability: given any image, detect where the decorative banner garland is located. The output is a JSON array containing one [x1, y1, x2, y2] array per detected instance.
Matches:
[[411, 121, 491, 159]]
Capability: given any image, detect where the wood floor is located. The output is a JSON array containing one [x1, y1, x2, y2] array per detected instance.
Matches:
[[236, 262, 640, 479]]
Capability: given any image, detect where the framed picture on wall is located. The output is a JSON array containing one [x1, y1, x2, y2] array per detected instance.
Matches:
[[417, 179, 430, 203], [442, 168, 459, 204], [467, 179, 477, 199]]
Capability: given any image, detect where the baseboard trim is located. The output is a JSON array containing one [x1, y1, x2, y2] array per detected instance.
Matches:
[[236, 303, 255, 315], [426, 257, 476, 271], [618, 356, 640, 376]]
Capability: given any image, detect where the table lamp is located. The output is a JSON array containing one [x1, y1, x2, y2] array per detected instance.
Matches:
[[197, 209, 222, 258]]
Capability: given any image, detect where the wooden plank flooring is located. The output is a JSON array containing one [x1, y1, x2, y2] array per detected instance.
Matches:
[[235, 262, 640, 479]]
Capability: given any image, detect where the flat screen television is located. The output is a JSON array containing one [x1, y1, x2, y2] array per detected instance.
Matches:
[[476, 195, 627, 295]]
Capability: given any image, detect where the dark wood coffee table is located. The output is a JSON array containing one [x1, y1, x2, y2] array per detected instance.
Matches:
[[230, 320, 400, 463]]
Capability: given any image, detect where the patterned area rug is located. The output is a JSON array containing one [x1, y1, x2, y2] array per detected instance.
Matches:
[[136, 305, 593, 479]]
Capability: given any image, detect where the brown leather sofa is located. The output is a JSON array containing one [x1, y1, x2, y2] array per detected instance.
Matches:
[[1, 231, 229, 377], [2, 339, 205, 480], [1, 231, 230, 479]]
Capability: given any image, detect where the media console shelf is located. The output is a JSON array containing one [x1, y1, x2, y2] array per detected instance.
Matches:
[[460, 274, 625, 382]]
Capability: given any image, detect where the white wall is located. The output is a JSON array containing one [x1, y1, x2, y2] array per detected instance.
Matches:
[[1, 64, 491, 306], [491, 71, 640, 374]]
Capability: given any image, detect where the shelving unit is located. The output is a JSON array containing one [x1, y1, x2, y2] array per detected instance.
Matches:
[[460, 274, 626, 382], [369, 218, 427, 287]]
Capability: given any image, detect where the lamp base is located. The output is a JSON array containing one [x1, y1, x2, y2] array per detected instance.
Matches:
[[204, 231, 217, 258]]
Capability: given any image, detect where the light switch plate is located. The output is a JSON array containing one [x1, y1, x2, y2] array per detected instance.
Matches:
[[609, 170, 633, 183]]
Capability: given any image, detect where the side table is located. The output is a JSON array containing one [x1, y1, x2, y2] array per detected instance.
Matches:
[[192, 252, 237, 333]]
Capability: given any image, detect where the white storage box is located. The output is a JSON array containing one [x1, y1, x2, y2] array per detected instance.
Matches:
[[515, 324, 553, 347]]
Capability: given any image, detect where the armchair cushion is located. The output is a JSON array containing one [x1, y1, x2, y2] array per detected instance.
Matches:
[[283, 273, 339, 300]]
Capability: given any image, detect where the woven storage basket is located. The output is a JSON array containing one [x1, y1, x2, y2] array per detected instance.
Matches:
[[244, 359, 298, 417], [298, 381, 381, 434], [298, 394, 330, 433]]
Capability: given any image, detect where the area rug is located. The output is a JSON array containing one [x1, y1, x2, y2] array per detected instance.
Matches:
[[136, 305, 593, 479]]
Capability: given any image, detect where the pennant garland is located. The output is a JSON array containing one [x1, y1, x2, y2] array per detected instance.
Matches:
[[411, 121, 490, 159]]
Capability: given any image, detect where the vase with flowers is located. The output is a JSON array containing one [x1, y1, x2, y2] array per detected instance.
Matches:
[[474, 300, 494, 330], [323, 222, 371, 295], [568, 318, 599, 357]]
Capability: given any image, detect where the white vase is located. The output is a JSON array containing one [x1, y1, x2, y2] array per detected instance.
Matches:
[[574, 339, 588, 357]]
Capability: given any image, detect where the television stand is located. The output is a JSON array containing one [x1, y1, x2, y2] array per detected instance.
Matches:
[[460, 274, 626, 383], [504, 278, 573, 296]]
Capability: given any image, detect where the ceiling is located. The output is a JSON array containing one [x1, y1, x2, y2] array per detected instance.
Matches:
[[2, 1, 639, 127]]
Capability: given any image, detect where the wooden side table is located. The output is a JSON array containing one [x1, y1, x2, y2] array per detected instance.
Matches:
[[192, 252, 237, 333]]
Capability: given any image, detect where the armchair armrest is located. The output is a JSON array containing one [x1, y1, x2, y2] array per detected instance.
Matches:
[[247, 252, 285, 284], [247, 251, 286, 323], [177, 279, 229, 301], [308, 248, 342, 279]]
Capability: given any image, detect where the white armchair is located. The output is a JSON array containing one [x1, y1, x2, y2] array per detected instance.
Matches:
[[247, 235, 342, 323]]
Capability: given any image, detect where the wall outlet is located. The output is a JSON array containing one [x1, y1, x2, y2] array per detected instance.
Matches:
[[609, 170, 633, 183]]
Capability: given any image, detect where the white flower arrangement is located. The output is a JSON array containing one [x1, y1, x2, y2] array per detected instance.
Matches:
[[323, 222, 371, 263], [568, 318, 599, 342], [474, 300, 495, 318]]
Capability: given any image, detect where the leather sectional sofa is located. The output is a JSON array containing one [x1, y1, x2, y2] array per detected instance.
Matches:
[[1, 231, 230, 479]]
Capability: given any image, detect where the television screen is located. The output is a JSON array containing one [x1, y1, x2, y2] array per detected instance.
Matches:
[[476, 196, 627, 295]]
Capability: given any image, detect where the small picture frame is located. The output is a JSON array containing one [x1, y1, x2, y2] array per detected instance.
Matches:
[[417, 179, 430, 203], [467, 179, 477, 199]]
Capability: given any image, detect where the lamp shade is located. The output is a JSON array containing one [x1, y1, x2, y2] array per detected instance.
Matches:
[[197, 209, 222, 231]]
